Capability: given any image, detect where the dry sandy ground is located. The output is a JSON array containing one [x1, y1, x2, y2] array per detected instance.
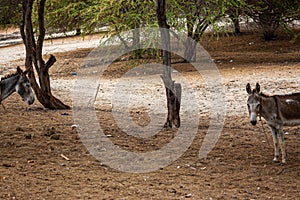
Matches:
[[0, 30, 300, 199]]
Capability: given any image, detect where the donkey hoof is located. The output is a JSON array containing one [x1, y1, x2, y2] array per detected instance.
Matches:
[[273, 157, 279, 163], [281, 159, 286, 165]]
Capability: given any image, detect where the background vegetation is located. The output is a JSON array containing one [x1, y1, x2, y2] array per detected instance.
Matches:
[[0, 0, 299, 41]]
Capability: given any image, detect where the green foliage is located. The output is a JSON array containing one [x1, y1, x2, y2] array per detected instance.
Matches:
[[81, 0, 157, 34], [245, 0, 300, 40], [81, 0, 158, 59], [0, 0, 21, 27], [44, 0, 90, 34], [1, 0, 298, 42], [166, 0, 246, 40]]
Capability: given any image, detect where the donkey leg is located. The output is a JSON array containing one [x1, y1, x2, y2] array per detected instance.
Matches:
[[278, 129, 286, 164], [270, 127, 279, 162]]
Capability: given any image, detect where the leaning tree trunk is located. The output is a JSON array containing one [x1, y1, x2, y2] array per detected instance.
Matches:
[[156, 0, 181, 128], [20, 0, 70, 109]]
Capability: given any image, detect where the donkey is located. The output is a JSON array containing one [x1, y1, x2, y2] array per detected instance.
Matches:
[[246, 83, 300, 164], [0, 66, 35, 105]]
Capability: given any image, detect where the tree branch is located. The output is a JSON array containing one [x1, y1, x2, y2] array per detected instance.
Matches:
[[37, 0, 46, 66], [20, 0, 26, 45], [45, 54, 56, 71]]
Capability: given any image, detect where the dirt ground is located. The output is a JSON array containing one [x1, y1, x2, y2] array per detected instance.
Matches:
[[0, 30, 300, 199]]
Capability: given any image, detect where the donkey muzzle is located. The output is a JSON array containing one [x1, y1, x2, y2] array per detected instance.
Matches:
[[250, 120, 257, 126], [27, 98, 34, 105], [25, 94, 35, 105], [250, 113, 257, 126]]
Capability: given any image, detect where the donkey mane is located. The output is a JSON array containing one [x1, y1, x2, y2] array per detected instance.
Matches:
[[1, 71, 19, 81], [259, 92, 270, 97]]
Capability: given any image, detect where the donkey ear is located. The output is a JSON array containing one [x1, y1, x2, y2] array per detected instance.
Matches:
[[255, 82, 260, 93], [23, 68, 29, 75], [17, 66, 23, 74], [246, 83, 251, 94]]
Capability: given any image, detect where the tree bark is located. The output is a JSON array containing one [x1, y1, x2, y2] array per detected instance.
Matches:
[[259, 12, 279, 40], [229, 8, 241, 35], [21, 0, 70, 109], [184, 17, 208, 62], [156, 0, 181, 128], [132, 28, 142, 59]]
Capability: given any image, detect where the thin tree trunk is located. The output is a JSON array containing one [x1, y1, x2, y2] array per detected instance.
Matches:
[[184, 18, 207, 62], [232, 17, 241, 34], [21, 0, 69, 109], [259, 12, 279, 40], [132, 28, 141, 59], [184, 14, 196, 62], [229, 8, 241, 35], [156, 0, 181, 128]]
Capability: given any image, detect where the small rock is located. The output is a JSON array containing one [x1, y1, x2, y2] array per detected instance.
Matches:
[[185, 193, 192, 198], [2, 163, 14, 167], [16, 127, 25, 131], [257, 187, 261, 190], [50, 134, 60, 140], [71, 124, 79, 129], [44, 126, 56, 137], [59, 163, 66, 167], [24, 133, 33, 139]]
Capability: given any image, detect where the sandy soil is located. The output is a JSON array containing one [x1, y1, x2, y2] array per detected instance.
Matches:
[[0, 30, 300, 199]]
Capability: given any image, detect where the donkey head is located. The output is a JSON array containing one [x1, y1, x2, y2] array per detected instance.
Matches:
[[15, 67, 35, 105], [246, 83, 261, 125]]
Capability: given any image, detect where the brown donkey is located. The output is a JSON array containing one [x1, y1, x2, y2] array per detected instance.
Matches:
[[246, 83, 300, 164]]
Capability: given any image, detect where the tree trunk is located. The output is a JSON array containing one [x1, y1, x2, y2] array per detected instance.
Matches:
[[156, 0, 181, 128], [233, 18, 241, 34], [229, 8, 241, 35], [259, 11, 279, 40], [184, 37, 197, 62], [184, 14, 197, 62], [230, 15, 241, 34], [21, 0, 70, 110], [132, 28, 142, 59], [184, 18, 208, 62]]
